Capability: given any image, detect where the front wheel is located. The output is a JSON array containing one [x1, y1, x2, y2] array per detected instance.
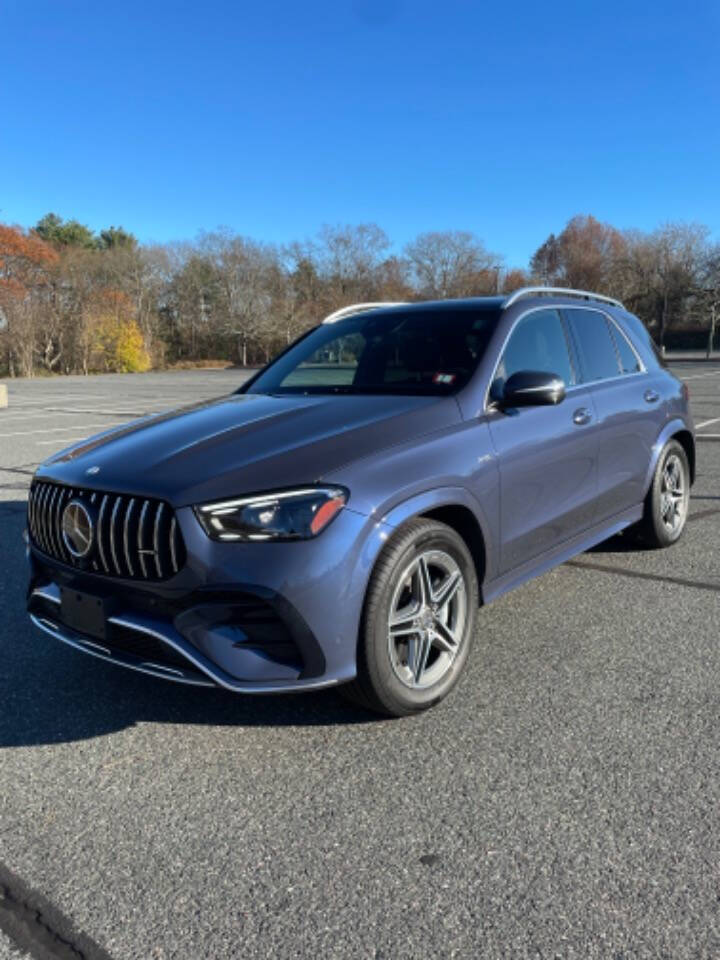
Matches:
[[341, 518, 479, 717], [635, 439, 690, 547]]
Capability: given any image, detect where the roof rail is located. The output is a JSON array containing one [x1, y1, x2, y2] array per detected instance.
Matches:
[[322, 302, 409, 324], [503, 287, 624, 310]]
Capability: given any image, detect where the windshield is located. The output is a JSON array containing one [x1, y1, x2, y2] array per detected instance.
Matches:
[[244, 308, 501, 396]]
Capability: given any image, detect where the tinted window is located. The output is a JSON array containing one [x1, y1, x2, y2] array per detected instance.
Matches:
[[609, 321, 641, 374], [246, 308, 501, 396], [567, 309, 621, 382], [620, 311, 665, 368], [493, 309, 574, 395]]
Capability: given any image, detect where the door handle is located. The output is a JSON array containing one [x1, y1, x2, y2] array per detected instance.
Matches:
[[573, 407, 592, 426], [644, 389, 660, 403]]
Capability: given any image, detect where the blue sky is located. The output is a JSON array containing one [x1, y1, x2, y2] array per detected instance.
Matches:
[[1, 0, 718, 266]]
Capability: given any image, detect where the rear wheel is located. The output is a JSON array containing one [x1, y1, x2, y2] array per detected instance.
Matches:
[[634, 439, 690, 547], [341, 518, 479, 717]]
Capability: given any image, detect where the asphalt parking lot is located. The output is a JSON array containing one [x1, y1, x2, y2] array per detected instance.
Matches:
[[1, 363, 720, 959]]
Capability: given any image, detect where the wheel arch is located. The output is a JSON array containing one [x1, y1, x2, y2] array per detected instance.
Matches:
[[417, 504, 487, 596], [671, 428, 695, 484], [644, 419, 696, 494], [377, 486, 494, 600]]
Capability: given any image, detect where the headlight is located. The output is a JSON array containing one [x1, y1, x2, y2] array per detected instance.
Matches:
[[194, 486, 349, 542]]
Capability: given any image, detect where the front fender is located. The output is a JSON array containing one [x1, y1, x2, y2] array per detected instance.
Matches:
[[376, 484, 497, 585]]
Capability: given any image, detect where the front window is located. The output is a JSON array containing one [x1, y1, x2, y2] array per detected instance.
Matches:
[[245, 307, 501, 396], [492, 308, 576, 398]]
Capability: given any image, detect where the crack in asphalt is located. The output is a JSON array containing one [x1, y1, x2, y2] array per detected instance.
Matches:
[[0, 863, 113, 960]]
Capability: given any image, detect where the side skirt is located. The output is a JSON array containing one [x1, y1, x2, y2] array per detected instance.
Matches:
[[482, 504, 643, 605]]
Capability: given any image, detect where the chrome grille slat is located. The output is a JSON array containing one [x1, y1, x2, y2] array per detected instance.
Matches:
[[109, 496, 123, 575], [27, 483, 184, 582], [48, 486, 62, 557], [39, 485, 52, 554], [45, 485, 57, 554], [33, 485, 45, 552], [169, 517, 179, 574], [123, 498, 136, 577], [153, 502, 164, 579], [138, 500, 150, 578], [58, 487, 72, 561], [97, 494, 110, 573], [53, 486, 67, 561]]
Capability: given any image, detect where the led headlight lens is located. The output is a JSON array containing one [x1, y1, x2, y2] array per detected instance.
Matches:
[[194, 486, 348, 542]]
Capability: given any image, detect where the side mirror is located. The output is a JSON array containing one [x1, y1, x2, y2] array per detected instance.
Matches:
[[502, 370, 566, 408]]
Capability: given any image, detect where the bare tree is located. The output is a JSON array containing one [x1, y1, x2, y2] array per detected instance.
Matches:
[[404, 231, 500, 298], [530, 215, 626, 294], [698, 244, 720, 357], [648, 223, 709, 349], [200, 230, 279, 366]]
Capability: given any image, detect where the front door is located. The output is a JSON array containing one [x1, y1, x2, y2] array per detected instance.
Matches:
[[487, 308, 598, 574]]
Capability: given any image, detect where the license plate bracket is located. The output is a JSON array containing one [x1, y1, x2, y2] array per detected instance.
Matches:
[[60, 588, 114, 641]]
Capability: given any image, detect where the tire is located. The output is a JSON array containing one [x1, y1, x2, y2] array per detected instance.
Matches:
[[341, 518, 479, 717], [633, 439, 690, 548]]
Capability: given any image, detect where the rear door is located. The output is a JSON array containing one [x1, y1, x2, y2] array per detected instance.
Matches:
[[487, 308, 598, 574], [563, 307, 656, 521]]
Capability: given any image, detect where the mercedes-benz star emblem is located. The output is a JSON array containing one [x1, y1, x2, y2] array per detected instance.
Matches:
[[62, 500, 94, 559]]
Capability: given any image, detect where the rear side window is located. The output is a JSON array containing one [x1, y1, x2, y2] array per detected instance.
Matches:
[[493, 309, 575, 394], [566, 309, 621, 382], [619, 311, 664, 369], [609, 322, 642, 374]]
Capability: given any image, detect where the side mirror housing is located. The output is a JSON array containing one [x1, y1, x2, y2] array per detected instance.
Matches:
[[502, 370, 566, 408]]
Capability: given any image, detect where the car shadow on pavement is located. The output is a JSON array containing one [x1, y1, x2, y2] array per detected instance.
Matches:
[[585, 528, 643, 554], [0, 504, 377, 750]]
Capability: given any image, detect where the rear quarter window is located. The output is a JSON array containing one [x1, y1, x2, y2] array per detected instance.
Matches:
[[617, 311, 665, 369]]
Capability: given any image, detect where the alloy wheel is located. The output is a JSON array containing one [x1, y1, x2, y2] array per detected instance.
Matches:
[[387, 549, 468, 689], [660, 453, 687, 534]]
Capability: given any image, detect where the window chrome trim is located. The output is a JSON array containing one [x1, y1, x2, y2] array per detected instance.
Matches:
[[484, 304, 646, 412], [605, 313, 646, 375]]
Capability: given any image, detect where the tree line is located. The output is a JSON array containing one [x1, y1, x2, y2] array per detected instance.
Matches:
[[0, 213, 718, 378]]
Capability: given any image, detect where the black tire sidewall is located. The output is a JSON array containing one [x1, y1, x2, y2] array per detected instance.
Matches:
[[361, 520, 478, 716]]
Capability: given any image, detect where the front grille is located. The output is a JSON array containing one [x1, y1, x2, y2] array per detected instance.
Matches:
[[28, 482, 185, 581]]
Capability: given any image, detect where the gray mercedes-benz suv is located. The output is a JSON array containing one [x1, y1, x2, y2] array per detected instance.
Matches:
[[27, 287, 694, 716]]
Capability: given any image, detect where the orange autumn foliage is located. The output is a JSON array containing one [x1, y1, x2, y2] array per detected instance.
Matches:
[[0, 224, 58, 301]]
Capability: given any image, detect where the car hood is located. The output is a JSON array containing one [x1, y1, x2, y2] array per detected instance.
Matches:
[[37, 392, 461, 507]]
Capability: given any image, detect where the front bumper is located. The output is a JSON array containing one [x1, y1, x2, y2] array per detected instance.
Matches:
[[29, 584, 340, 692], [27, 505, 390, 692]]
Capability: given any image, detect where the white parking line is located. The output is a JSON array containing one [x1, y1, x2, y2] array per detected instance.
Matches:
[[696, 417, 720, 430], [0, 411, 130, 422], [35, 436, 97, 446], [681, 370, 720, 381], [5, 395, 110, 404], [0, 423, 120, 439]]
